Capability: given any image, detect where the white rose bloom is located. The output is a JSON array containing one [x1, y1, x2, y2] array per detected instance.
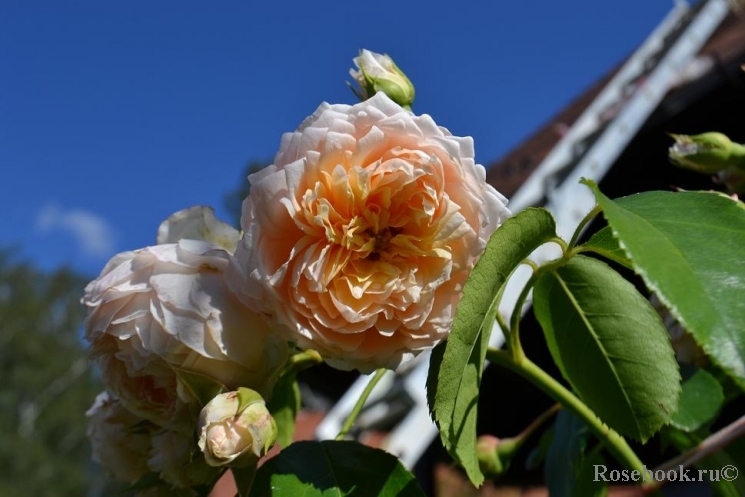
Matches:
[[156, 205, 240, 253], [86, 392, 151, 483], [147, 429, 217, 489], [83, 240, 289, 425]]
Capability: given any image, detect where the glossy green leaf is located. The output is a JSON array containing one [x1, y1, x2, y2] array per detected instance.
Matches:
[[545, 410, 588, 497], [670, 368, 723, 432], [585, 181, 745, 389], [580, 226, 633, 269], [534, 255, 680, 442], [249, 441, 425, 497], [427, 207, 557, 486], [266, 373, 301, 448]]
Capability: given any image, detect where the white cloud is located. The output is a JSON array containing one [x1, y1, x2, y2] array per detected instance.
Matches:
[[36, 203, 118, 258]]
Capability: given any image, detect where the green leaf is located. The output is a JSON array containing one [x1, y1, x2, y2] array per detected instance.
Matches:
[[525, 426, 554, 470], [233, 465, 257, 497], [249, 441, 425, 497], [580, 226, 633, 269], [545, 410, 588, 497], [584, 181, 745, 389], [670, 368, 724, 432], [427, 208, 557, 486], [575, 452, 608, 497], [236, 387, 264, 413], [171, 366, 227, 407], [534, 255, 680, 442], [266, 373, 301, 449]]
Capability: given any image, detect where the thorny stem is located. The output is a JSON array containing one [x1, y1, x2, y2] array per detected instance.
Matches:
[[335, 368, 388, 440]]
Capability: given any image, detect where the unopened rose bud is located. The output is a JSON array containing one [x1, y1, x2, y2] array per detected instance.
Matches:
[[197, 388, 277, 468], [668, 132, 745, 174], [349, 49, 415, 109], [476, 435, 519, 477]]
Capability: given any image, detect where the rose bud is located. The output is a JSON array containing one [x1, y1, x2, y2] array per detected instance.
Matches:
[[476, 435, 520, 477], [197, 388, 277, 467], [349, 49, 415, 108], [668, 132, 745, 174]]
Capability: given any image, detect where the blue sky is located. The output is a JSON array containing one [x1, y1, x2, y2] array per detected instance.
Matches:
[[0, 0, 673, 277]]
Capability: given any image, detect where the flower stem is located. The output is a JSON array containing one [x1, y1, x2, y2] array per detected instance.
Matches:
[[486, 348, 646, 475], [516, 402, 561, 442], [507, 260, 564, 360], [567, 205, 602, 249], [287, 349, 323, 373], [335, 368, 388, 440]]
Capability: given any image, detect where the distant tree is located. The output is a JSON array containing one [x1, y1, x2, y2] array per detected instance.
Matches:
[[0, 249, 123, 496], [224, 159, 271, 228]]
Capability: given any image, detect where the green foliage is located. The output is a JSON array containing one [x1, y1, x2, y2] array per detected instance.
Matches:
[[172, 367, 227, 408], [544, 410, 589, 497], [266, 372, 301, 449], [427, 208, 557, 486], [250, 441, 426, 497], [580, 226, 633, 269], [534, 255, 680, 442], [575, 452, 608, 497], [0, 249, 121, 496], [670, 368, 723, 432], [585, 182, 745, 390]]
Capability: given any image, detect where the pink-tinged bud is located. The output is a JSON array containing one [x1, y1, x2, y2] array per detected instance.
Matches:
[[476, 435, 520, 477], [197, 388, 277, 467]]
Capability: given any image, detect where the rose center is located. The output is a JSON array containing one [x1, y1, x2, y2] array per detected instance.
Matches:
[[364, 227, 402, 261]]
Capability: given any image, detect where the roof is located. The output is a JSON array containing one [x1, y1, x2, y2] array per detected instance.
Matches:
[[485, 10, 745, 198]]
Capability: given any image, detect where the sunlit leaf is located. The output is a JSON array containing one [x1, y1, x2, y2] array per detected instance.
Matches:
[[427, 208, 556, 485], [584, 181, 745, 389], [580, 226, 633, 269]]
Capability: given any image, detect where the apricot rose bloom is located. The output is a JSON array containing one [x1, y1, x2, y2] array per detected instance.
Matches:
[[234, 92, 510, 372]]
